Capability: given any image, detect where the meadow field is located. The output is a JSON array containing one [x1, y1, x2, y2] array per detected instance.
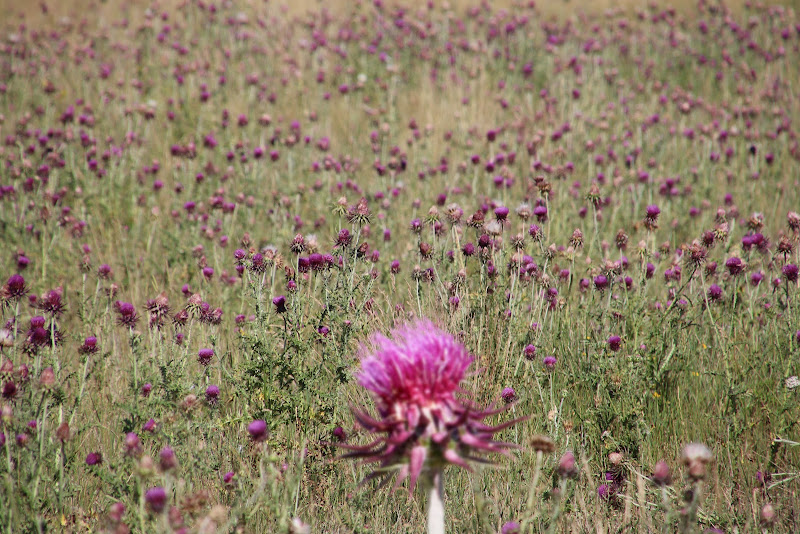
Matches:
[[1, 0, 799, 532]]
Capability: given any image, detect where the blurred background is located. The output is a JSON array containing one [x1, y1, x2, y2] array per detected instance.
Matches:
[[0, 0, 793, 27]]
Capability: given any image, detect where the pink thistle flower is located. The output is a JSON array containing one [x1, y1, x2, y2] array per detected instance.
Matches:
[[340, 319, 524, 494]]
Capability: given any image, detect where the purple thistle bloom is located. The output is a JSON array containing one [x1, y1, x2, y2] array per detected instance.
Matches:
[[159, 446, 178, 471], [607, 335, 621, 352], [144, 487, 167, 513], [272, 295, 287, 313], [114, 301, 138, 328], [85, 452, 103, 466], [124, 432, 141, 457], [248, 419, 268, 442], [2, 274, 27, 300], [494, 206, 509, 221], [594, 275, 609, 291], [78, 336, 98, 355], [523, 344, 537, 360], [336, 229, 352, 248], [707, 284, 723, 302], [725, 257, 745, 276], [782, 264, 799, 283], [341, 319, 524, 493], [645, 204, 661, 220], [198, 348, 214, 366], [332, 426, 347, 442], [205, 384, 220, 404]]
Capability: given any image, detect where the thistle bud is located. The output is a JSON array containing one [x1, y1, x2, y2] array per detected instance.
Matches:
[[558, 451, 578, 479], [652, 460, 671, 486]]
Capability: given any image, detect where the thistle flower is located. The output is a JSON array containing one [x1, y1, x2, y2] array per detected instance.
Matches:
[[78, 336, 98, 355], [145, 487, 167, 513], [272, 296, 287, 313], [2, 274, 28, 301], [248, 419, 268, 442], [651, 460, 671, 486], [159, 446, 178, 472], [501, 387, 517, 404], [341, 319, 523, 496], [205, 384, 220, 404], [782, 264, 798, 283], [725, 257, 745, 277], [114, 301, 138, 328], [198, 348, 214, 366], [681, 442, 713, 481], [557, 450, 578, 479]]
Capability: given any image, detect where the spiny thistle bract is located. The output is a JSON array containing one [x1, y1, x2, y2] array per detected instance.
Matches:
[[340, 319, 524, 493]]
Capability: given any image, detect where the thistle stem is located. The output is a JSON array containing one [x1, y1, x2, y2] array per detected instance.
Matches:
[[427, 471, 445, 534]]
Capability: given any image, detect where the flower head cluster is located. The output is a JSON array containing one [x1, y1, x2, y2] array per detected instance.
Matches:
[[340, 319, 523, 493]]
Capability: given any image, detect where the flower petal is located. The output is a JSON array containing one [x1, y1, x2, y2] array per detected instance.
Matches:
[[408, 445, 427, 493]]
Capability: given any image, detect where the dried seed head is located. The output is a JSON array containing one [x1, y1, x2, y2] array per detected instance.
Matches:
[[529, 435, 556, 454]]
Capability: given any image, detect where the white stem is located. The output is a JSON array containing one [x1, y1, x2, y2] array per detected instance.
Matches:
[[427, 471, 445, 534]]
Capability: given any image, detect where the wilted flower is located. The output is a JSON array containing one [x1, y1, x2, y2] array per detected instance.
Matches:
[[340, 319, 523, 493], [760, 502, 776, 528], [39, 367, 55, 388], [681, 442, 713, 481], [785, 376, 799, 390], [289, 517, 312, 534], [529, 435, 556, 454]]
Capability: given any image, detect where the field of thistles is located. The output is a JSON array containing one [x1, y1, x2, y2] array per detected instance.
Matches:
[[1, 0, 799, 532]]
